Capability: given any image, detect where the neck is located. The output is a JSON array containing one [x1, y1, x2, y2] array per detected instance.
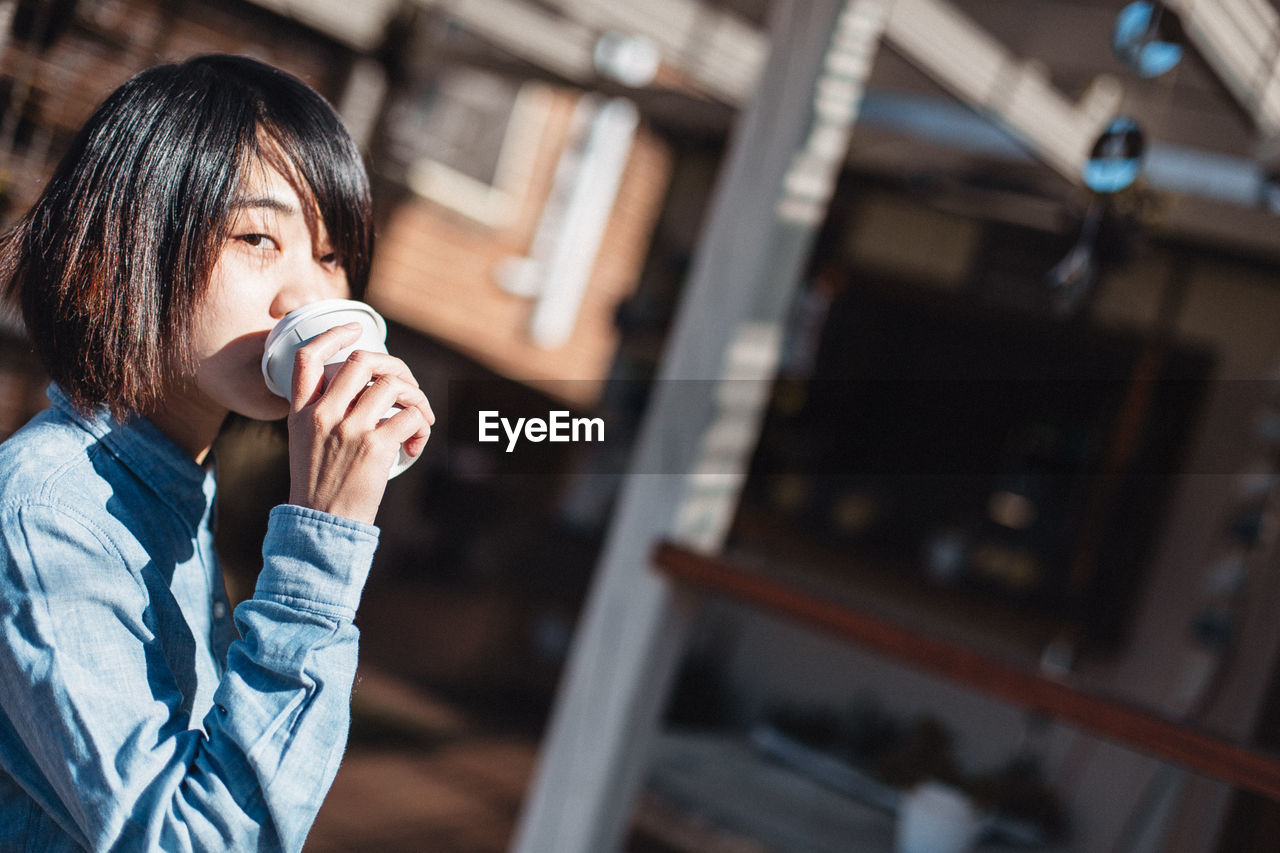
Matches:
[[143, 385, 227, 464]]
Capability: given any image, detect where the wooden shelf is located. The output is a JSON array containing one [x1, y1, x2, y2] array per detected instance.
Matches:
[[726, 506, 1072, 658], [640, 731, 1053, 853], [653, 541, 1280, 803]]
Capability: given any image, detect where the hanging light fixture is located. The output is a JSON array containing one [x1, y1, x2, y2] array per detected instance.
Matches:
[[1046, 198, 1104, 314], [1082, 116, 1146, 194], [1113, 1, 1183, 78], [1047, 118, 1145, 312]]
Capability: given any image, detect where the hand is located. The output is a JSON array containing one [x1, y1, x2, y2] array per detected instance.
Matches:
[[286, 323, 435, 524]]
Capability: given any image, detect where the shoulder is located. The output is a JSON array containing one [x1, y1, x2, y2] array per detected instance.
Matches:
[[0, 411, 140, 579], [0, 405, 112, 511], [0, 407, 133, 563]]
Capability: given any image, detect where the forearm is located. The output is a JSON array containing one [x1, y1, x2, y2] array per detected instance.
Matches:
[[203, 504, 377, 849]]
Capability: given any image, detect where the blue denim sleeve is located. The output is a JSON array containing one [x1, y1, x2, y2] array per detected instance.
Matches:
[[0, 501, 379, 853]]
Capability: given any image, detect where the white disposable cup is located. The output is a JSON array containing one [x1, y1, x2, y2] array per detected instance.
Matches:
[[895, 781, 983, 853], [262, 299, 417, 478]]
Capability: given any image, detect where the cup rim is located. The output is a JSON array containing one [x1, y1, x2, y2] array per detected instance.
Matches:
[[261, 299, 387, 397]]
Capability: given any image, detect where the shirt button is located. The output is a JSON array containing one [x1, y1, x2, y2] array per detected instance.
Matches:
[[213, 601, 227, 620]]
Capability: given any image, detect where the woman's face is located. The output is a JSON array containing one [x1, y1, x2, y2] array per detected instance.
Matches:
[[190, 157, 351, 421]]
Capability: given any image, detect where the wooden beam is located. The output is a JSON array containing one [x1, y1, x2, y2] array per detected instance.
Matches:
[[653, 541, 1280, 803], [510, 3, 888, 851]]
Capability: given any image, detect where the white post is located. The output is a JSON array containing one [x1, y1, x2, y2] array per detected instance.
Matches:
[[510, 2, 891, 851]]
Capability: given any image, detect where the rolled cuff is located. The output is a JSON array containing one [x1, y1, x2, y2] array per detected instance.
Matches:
[[253, 504, 380, 621]]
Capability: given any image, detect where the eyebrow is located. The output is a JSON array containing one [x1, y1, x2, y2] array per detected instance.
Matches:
[[229, 195, 298, 216]]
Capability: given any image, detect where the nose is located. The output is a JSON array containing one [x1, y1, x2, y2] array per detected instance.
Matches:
[[270, 257, 351, 319]]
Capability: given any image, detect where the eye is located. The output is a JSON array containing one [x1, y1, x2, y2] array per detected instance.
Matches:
[[317, 250, 340, 267], [235, 233, 279, 250]]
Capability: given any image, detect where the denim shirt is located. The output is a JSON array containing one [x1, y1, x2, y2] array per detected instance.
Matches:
[[0, 386, 380, 852]]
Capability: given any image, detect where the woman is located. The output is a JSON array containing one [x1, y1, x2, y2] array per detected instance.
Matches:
[[0, 54, 433, 851]]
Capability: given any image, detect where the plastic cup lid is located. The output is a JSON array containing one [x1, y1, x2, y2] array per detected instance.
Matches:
[[261, 299, 388, 397]]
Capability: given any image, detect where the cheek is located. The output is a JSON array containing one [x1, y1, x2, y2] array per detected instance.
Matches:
[[332, 269, 353, 300], [189, 308, 250, 361], [197, 269, 276, 351], [188, 292, 273, 373]]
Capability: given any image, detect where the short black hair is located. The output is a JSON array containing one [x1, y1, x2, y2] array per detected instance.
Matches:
[[0, 54, 374, 417]]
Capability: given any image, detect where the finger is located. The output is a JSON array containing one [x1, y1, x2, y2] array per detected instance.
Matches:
[[330, 350, 418, 391], [290, 323, 362, 411], [380, 385, 434, 433], [322, 352, 433, 425], [345, 374, 415, 424], [402, 434, 429, 458], [318, 350, 412, 411], [392, 387, 434, 428], [355, 382, 434, 448], [379, 405, 431, 455], [343, 376, 432, 453]]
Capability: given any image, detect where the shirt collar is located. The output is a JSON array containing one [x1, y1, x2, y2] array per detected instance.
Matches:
[[48, 384, 215, 530]]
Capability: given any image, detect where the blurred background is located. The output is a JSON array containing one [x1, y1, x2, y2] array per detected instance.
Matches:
[[5, 0, 1280, 851]]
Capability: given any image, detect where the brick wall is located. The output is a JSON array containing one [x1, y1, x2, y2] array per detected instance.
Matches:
[[0, 1, 673, 422], [367, 86, 672, 409]]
